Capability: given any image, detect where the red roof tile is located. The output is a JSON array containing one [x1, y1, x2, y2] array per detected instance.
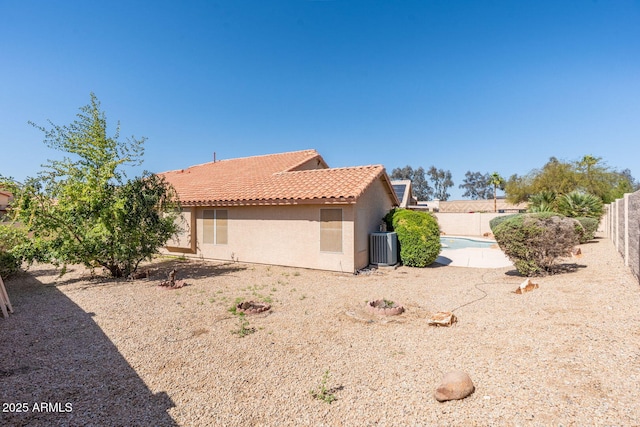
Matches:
[[159, 149, 398, 206]]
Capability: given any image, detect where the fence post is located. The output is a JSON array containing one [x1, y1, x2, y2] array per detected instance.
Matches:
[[613, 199, 620, 253], [624, 193, 630, 266]]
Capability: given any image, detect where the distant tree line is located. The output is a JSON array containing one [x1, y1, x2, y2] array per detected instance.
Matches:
[[391, 154, 636, 207], [391, 165, 504, 203], [390, 166, 454, 201]]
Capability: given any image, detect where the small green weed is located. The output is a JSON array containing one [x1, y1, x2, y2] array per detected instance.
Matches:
[[310, 370, 338, 404], [231, 313, 255, 338]]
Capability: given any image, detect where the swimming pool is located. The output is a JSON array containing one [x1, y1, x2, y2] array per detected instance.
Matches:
[[440, 237, 498, 250]]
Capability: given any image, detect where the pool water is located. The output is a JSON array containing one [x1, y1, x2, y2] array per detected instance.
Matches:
[[440, 237, 497, 250]]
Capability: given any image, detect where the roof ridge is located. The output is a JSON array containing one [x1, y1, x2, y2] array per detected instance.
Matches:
[[161, 149, 320, 174], [274, 164, 383, 175]]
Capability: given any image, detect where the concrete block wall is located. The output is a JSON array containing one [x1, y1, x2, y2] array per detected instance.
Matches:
[[605, 190, 640, 282], [433, 212, 512, 237]]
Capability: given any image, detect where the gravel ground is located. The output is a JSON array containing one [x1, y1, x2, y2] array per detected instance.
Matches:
[[1, 234, 640, 426]]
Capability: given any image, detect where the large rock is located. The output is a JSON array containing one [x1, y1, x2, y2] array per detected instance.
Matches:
[[434, 370, 475, 402]]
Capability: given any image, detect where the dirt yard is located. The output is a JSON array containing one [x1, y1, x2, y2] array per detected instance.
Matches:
[[1, 235, 639, 426]]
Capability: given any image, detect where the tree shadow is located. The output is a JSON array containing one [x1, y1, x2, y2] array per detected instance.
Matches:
[[0, 274, 178, 427], [148, 259, 247, 282], [504, 263, 587, 277], [47, 258, 248, 289]]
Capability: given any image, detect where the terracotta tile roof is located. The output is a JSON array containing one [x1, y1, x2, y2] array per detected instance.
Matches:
[[159, 150, 398, 206]]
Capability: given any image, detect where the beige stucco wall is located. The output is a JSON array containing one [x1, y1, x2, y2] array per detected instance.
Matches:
[[434, 212, 514, 236], [163, 176, 396, 272], [353, 177, 396, 269], [163, 204, 355, 272], [0, 192, 11, 217], [166, 208, 196, 253]]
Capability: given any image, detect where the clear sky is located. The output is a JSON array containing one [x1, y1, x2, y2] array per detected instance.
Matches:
[[1, 0, 638, 200]]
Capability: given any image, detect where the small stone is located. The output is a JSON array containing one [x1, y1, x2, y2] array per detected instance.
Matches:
[[572, 247, 582, 258], [434, 370, 475, 402], [427, 311, 457, 326], [514, 278, 538, 294]]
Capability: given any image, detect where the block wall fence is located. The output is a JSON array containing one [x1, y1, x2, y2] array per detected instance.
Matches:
[[604, 190, 640, 282]]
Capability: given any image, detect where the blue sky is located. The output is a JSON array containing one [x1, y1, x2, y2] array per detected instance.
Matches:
[[1, 0, 638, 199]]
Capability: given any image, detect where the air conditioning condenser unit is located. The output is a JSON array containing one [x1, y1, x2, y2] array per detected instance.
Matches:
[[369, 232, 398, 266]]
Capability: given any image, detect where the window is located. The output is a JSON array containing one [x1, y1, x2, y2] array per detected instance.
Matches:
[[320, 208, 342, 252], [203, 209, 228, 244]]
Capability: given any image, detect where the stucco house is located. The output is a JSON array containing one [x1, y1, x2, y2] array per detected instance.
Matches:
[[159, 149, 399, 272], [0, 191, 12, 218]]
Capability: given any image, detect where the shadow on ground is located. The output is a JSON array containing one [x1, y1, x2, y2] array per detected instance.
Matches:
[[0, 273, 178, 427], [504, 263, 587, 277], [148, 259, 247, 283], [32, 259, 247, 289]]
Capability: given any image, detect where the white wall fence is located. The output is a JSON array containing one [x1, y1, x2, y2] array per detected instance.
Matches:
[[434, 212, 511, 237], [604, 190, 640, 282]]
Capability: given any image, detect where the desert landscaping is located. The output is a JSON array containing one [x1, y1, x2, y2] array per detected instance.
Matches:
[[1, 233, 640, 426]]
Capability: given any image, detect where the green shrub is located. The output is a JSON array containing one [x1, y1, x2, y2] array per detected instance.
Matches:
[[556, 191, 603, 219], [0, 224, 28, 277], [574, 217, 599, 243], [388, 209, 440, 267], [489, 214, 521, 233], [493, 212, 581, 276], [527, 191, 557, 213]]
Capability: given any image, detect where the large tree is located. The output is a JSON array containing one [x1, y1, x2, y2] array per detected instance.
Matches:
[[0, 94, 180, 277], [505, 155, 635, 204], [427, 166, 454, 201], [459, 171, 492, 200], [390, 165, 433, 200]]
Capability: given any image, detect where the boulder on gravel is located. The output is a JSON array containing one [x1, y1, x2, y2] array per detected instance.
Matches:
[[434, 370, 475, 402]]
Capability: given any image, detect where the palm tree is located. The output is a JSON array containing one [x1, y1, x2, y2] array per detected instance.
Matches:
[[528, 190, 557, 213], [557, 191, 604, 218], [489, 172, 505, 212]]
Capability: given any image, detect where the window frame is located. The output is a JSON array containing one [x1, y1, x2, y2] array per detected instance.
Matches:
[[319, 208, 343, 253], [203, 209, 228, 245]]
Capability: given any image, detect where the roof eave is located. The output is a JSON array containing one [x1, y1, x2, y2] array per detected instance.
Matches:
[[179, 197, 357, 207]]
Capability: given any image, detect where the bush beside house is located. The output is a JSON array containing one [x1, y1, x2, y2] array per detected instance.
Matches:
[[385, 209, 441, 267]]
